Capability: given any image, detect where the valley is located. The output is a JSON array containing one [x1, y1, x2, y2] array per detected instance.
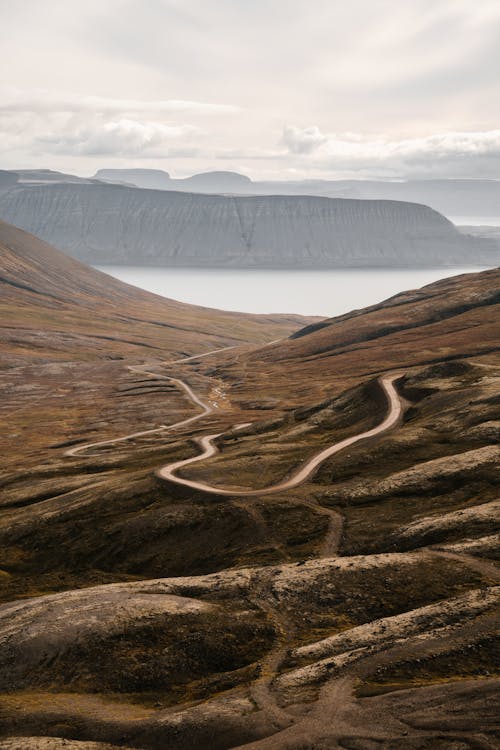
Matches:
[[0, 222, 498, 749]]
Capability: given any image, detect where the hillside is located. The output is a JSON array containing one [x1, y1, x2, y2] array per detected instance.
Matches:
[[0, 232, 498, 750], [0, 183, 496, 268], [0, 220, 311, 365], [225, 267, 500, 398]]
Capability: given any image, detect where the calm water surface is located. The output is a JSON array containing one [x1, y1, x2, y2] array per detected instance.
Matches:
[[451, 216, 500, 226], [96, 266, 489, 317]]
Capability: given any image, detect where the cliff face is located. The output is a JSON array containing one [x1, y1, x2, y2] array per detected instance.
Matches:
[[0, 183, 495, 267], [92, 168, 500, 218]]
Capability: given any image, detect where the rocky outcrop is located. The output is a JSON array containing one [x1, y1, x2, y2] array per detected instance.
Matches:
[[0, 183, 495, 267]]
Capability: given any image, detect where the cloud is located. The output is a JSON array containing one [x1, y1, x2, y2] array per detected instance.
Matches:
[[0, 89, 214, 160], [282, 125, 327, 154], [1, 89, 239, 116], [282, 126, 500, 178], [1, 4, 499, 177], [34, 118, 201, 157]]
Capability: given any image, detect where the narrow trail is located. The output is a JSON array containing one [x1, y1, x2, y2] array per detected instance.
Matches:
[[231, 600, 499, 750], [156, 373, 404, 496], [64, 341, 280, 458], [302, 498, 345, 557], [318, 506, 344, 557], [247, 579, 296, 732], [64, 347, 235, 457], [428, 547, 500, 582]]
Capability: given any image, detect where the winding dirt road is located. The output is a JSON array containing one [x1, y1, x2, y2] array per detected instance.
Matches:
[[156, 373, 403, 496], [64, 342, 280, 457], [65, 349, 404, 500], [64, 348, 234, 457]]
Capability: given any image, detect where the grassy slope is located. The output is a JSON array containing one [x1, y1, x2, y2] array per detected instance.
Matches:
[[0, 229, 498, 749], [0, 220, 314, 365], [216, 267, 500, 406]]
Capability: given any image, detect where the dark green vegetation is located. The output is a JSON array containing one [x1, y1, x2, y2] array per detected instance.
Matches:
[[0, 223, 498, 749]]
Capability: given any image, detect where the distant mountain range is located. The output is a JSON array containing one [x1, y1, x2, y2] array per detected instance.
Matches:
[[2, 168, 500, 220], [0, 181, 497, 268], [92, 168, 500, 220], [95, 168, 252, 192]]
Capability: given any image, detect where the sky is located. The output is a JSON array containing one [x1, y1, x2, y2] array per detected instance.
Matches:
[[1, 0, 500, 180]]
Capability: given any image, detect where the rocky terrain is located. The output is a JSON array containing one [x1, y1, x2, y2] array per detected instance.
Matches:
[[0, 224, 498, 749], [0, 182, 496, 267]]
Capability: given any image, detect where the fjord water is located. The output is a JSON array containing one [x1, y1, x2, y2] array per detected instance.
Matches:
[[95, 266, 489, 317]]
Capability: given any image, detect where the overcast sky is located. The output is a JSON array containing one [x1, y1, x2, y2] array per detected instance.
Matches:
[[1, 0, 500, 180]]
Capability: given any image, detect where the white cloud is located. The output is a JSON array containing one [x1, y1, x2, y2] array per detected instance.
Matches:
[[1, 89, 239, 116], [282, 126, 327, 154], [0, 89, 212, 160], [34, 118, 201, 157], [0, 3, 499, 177], [282, 126, 500, 178]]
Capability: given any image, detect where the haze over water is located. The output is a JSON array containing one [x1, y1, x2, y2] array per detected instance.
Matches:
[[96, 267, 488, 317]]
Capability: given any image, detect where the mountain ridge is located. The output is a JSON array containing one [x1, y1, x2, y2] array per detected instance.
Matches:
[[4, 167, 500, 217], [0, 182, 496, 268]]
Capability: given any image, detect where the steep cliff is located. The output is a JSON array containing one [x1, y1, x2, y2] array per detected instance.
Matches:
[[91, 168, 500, 218], [0, 183, 495, 267]]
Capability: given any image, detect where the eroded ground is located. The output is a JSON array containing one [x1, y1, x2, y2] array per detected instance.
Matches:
[[0, 346, 499, 750]]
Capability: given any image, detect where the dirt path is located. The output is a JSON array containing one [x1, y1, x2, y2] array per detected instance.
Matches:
[[428, 548, 500, 582], [59, 350, 498, 748], [156, 373, 404, 496], [64, 348, 234, 457], [247, 580, 296, 732], [230, 604, 498, 749]]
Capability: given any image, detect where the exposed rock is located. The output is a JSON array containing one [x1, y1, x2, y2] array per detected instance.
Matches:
[[466, 419, 500, 442], [397, 499, 500, 545], [0, 183, 495, 267], [332, 446, 500, 502], [0, 738, 132, 750], [290, 586, 499, 664]]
